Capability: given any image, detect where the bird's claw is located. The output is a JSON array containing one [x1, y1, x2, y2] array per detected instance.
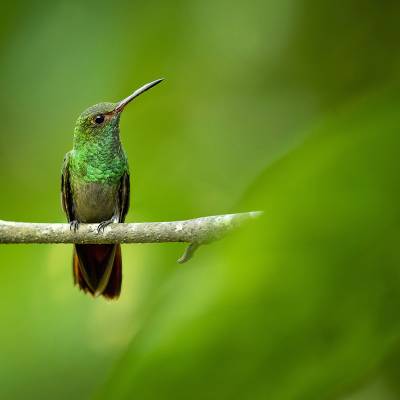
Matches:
[[70, 220, 80, 232], [97, 219, 114, 234]]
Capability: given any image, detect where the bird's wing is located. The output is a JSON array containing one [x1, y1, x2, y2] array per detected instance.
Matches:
[[61, 152, 75, 222], [118, 170, 130, 222]]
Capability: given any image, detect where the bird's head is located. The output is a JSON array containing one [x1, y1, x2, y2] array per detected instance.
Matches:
[[73, 79, 163, 141]]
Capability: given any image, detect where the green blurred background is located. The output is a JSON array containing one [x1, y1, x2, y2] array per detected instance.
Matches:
[[0, 1, 400, 399]]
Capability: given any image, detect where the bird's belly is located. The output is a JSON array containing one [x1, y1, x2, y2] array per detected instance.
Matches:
[[72, 182, 118, 223]]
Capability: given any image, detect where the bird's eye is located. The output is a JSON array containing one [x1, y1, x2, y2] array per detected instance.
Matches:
[[94, 114, 105, 124]]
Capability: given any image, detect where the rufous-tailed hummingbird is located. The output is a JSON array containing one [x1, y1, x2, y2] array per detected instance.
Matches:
[[61, 79, 163, 299]]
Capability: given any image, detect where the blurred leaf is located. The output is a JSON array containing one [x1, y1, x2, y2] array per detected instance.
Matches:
[[99, 86, 400, 399]]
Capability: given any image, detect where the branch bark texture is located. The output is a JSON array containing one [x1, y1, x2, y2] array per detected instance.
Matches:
[[0, 212, 262, 245]]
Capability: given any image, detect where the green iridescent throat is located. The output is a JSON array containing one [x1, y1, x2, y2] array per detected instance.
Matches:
[[69, 103, 128, 184]]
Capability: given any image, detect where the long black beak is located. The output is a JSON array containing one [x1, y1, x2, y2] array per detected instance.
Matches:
[[114, 78, 164, 113]]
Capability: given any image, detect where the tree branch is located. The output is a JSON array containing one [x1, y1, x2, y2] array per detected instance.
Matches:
[[0, 212, 262, 262]]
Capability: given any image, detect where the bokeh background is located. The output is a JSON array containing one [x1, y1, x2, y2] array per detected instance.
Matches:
[[0, 1, 399, 399]]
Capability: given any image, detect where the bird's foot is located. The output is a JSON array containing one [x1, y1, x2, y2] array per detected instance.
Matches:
[[69, 220, 80, 232], [97, 217, 118, 233]]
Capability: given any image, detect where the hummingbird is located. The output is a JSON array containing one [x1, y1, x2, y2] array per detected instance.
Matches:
[[61, 79, 163, 299]]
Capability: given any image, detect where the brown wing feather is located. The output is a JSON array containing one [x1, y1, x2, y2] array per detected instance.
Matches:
[[61, 152, 75, 222], [118, 171, 130, 222]]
